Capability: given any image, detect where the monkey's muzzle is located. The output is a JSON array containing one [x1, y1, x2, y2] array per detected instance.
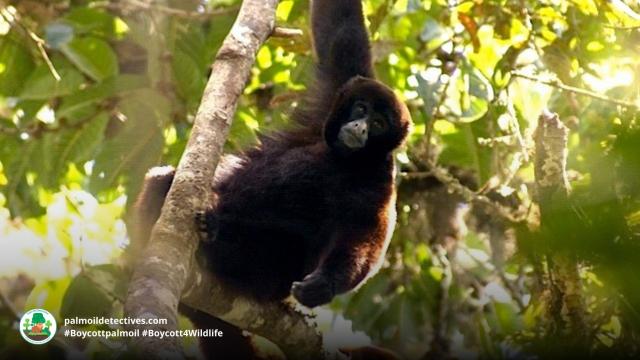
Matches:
[[338, 118, 368, 149]]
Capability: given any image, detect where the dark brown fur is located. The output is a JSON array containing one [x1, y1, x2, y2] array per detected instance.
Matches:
[[133, 0, 410, 357]]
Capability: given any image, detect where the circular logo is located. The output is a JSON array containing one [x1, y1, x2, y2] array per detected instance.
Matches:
[[19, 309, 57, 345]]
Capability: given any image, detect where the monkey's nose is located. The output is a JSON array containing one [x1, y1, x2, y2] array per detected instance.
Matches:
[[352, 122, 366, 134], [338, 119, 368, 149]]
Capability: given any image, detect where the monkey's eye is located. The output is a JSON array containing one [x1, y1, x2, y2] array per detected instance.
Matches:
[[351, 101, 368, 119], [370, 115, 388, 133]]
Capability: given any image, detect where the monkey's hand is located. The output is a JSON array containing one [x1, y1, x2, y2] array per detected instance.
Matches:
[[291, 272, 335, 308], [195, 210, 219, 244]]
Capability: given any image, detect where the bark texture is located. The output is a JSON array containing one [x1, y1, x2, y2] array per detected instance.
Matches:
[[533, 110, 586, 342]]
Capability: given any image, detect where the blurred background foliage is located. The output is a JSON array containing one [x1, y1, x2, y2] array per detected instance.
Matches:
[[0, 0, 639, 359]]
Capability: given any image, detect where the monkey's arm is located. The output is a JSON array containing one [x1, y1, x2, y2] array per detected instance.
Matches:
[[311, 0, 374, 91], [292, 201, 396, 307]]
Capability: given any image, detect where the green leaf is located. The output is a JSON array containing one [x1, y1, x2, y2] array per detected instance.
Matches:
[[467, 65, 493, 101], [0, 137, 44, 216], [61, 264, 127, 319], [5, 174, 44, 217], [63, 8, 118, 37], [475, 314, 501, 358], [19, 66, 85, 100], [57, 75, 148, 121], [205, 12, 237, 58], [460, 95, 489, 123], [0, 34, 36, 96], [439, 122, 491, 183], [458, 65, 492, 123], [32, 133, 56, 189], [13, 100, 47, 128], [90, 89, 167, 194], [172, 47, 206, 107], [61, 37, 119, 81], [66, 113, 110, 164], [493, 302, 520, 335], [229, 109, 259, 150], [40, 112, 109, 187]]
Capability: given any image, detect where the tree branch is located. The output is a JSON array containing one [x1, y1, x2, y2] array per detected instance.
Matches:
[[271, 26, 304, 38], [512, 71, 639, 111], [181, 265, 323, 359], [123, 0, 323, 358], [427, 165, 526, 223], [533, 110, 587, 342], [0, 6, 60, 81]]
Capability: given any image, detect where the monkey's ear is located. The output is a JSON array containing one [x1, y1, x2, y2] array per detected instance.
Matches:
[[340, 75, 367, 90]]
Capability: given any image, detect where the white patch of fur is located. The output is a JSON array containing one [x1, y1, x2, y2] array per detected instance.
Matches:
[[370, 192, 397, 276], [145, 165, 175, 179], [353, 191, 397, 292], [214, 155, 246, 184]]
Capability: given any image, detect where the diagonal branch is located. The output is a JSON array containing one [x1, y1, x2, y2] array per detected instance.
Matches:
[[0, 6, 60, 81], [512, 71, 639, 111], [123, 0, 323, 358]]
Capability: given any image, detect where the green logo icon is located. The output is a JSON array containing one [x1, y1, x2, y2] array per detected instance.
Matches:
[[20, 309, 57, 345]]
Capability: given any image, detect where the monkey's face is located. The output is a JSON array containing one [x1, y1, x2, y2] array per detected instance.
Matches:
[[324, 77, 411, 158]]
